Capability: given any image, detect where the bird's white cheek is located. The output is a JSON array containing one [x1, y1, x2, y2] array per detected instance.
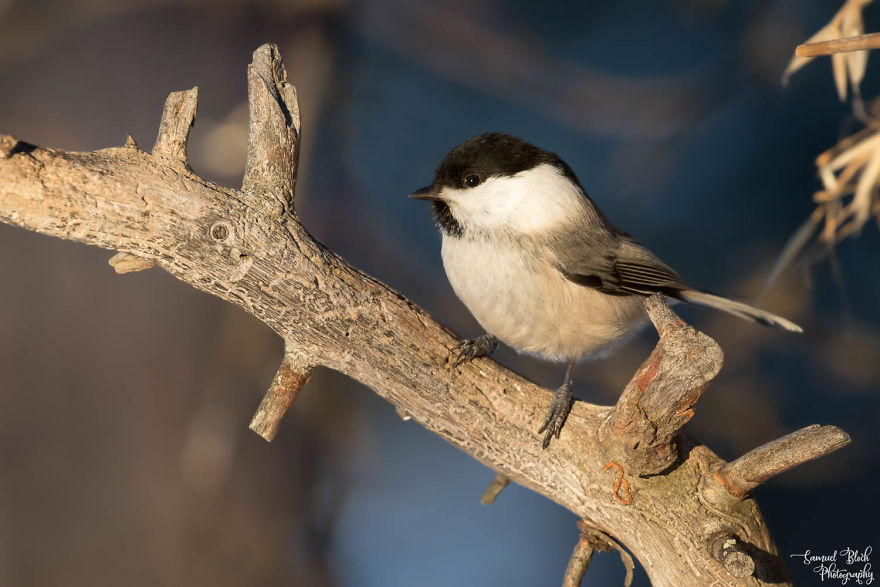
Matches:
[[440, 165, 586, 235], [441, 185, 519, 232]]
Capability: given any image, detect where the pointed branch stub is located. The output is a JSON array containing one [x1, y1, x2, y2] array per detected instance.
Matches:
[[600, 294, 724, 474], [716, 424, 851, 498], [480, 473, 510, 505], [151, 87, 198, 170], [242, 43, 301, 217], [249, 354, 313, 442]]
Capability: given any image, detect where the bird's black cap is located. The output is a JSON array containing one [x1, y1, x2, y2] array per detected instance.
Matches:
[[409, 133, 586, 238], [431, 132, 581, 190]]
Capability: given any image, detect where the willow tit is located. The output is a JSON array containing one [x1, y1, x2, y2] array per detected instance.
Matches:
[[411, 132, 801, 448]]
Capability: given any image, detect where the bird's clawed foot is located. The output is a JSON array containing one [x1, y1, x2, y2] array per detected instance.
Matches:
[[451, 334, 498, 367], [538, 382, 573, 449]]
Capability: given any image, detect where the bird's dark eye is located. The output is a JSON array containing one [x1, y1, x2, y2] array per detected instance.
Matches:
[[464, 174, 481, 188]]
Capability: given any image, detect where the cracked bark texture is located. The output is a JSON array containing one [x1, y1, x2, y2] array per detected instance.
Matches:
[[0, 44, 851, 586]]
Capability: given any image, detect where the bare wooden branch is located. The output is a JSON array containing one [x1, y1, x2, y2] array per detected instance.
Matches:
[[600, 294, 723, 475], [796, 32, 880, 57], [562, 534, 594, 587], [249, 353, 314, 442], [716, 424, 851, 498], [0, 43, 853, 587], [572, 521, 635, 587], [480, 473, 510, 505], [151, 87, 197, 170]]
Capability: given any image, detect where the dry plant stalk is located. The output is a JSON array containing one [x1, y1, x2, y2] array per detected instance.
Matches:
[[768, 107, 880, 283], [771, 0, 880, 281], [0, 44, 853, 586], [796, 31, 880, 57], [814, 126, 880, 241], [783, 0, 873, 100]]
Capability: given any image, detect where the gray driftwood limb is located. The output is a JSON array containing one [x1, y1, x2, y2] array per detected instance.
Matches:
[[0, 43, 851, 587]]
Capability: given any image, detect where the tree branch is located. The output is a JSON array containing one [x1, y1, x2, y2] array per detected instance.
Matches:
[[480, 473, 511, 505], [562, 534, 595, 587], [249, 350, 314, 442], [715, 425, 851, 498], [151, 87, 198, 170], [796, 32, 880, 57], [0, 43, 852, 586], [599, 295, 723, 475]]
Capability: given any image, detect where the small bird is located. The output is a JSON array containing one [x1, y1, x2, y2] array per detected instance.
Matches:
[[411, 133, 801, 448]]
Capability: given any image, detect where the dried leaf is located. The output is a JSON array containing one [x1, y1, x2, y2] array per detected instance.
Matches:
[[825, 131, 880, 171], [838, 157, 867, 191], [852, 147, 880, 216], [819, 163, 838, 191], [846, 49, 868, 91], [816, 124, 877, 166], [833, 52, 849, 101], [841, 5, 867, 93], [836, 148, 880, 238], [817, 154, 871, 203], [777, 0, 880, 272], [783, 23, 840, 84], [822, 200, 841, 242], [783, 0, 875, 90]]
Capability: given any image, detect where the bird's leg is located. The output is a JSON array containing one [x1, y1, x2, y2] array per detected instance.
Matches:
[[538, 359, 576, 449], [451, 334, 498, 367]]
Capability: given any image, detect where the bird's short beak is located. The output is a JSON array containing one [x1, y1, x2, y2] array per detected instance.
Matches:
[[409, 185, 441, 201]]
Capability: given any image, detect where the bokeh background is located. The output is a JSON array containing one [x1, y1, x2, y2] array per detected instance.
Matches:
[[0, 0, 878, 585]]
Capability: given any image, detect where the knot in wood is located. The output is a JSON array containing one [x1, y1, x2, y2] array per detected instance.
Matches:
[[210, 221, 231, 242], [709, 533, 755, 579]]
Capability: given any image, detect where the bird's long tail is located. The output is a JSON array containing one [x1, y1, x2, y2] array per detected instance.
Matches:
[[676, 289, 803, 333]]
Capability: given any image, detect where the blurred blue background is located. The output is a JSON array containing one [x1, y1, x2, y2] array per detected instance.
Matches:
[[0, 0, 878, 585]]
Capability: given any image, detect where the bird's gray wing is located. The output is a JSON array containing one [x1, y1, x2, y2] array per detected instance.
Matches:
[[555, 233, 689, 297], [553, 226, 804, 332]]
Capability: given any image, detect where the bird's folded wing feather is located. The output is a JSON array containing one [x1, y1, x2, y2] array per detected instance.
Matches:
[[556, 234, 689, 297]]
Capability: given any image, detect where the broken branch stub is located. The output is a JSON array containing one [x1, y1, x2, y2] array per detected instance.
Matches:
[[242, 43, 301, 217], [716, 424, 852, 498], [600, 294, 724, 475], [151, 87, 198, 171], [249, 354, 314, 442]]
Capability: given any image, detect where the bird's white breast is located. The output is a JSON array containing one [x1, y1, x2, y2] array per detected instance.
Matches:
[[441, 234, 646, 362]]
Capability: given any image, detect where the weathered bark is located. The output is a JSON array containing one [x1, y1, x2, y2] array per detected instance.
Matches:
[[0, 44, 851, 586]]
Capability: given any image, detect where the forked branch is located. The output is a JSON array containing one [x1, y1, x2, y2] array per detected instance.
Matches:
[[0, 43, 851, 587]]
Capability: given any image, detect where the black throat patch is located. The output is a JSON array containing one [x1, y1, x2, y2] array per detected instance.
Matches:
[[432, 200, 463, 237]]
